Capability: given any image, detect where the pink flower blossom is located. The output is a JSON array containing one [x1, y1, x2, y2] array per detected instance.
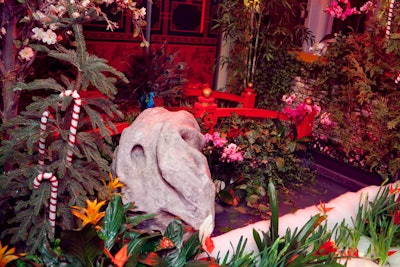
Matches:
[[313, 105, 321, 115], [282, 94, 296, 105], [319, 112, 335, 126], [204, 132, 228, 148], [221, 143, 244, 162], [325, 0, 362, 20], [19, 47, 34, 61], [360, 1, 373, 13], [303, 104, 313, 113]]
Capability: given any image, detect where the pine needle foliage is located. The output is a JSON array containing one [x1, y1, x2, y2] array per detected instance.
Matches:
[[0, 7, 127, 253]]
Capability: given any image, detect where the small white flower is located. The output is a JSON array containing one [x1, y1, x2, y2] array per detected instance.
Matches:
[[41, 29, 57, 45], [19, 47, 34, 61], [32, 27, 45, 40]]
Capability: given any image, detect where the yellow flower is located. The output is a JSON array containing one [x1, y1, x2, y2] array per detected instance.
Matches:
[[102, 173, 124, 196], [0, 242, 19, 267], [71, 198, 107, 228], [243, 0, 261, 13]]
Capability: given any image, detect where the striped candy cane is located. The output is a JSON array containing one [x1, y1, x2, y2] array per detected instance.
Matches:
[[38, 110, 51, 167], [33, 172, 58, 233], [59, 90, 82, 163], [34, 90, 82, 234], [386, 0, 395, 40]]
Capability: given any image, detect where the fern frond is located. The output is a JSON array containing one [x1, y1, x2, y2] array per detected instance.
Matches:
[[14, 79, 65, 92]]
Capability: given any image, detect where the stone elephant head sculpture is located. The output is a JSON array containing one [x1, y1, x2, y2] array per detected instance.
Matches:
[[112, 107, 215, 231]]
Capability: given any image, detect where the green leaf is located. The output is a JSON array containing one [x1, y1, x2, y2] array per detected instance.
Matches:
[[253, 228, 264, 252], [164, 219, 184, 248], [126, 213, 157, 227], [268, 180, 279, 243], [218, 189, 236, 205], [59, 225, 103, 266], [99, 195, 125, 249], [181, 231, 201, 261]]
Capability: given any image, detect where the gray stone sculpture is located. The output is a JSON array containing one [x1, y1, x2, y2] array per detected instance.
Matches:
[[112, 107, 215, 231]]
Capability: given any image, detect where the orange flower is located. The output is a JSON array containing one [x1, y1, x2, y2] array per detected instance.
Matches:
[[199, 214, 215, 253], [103, 173, 124, 197], [103, 244, 131, 267], [156, 236, 175, 250], [204, 237, 215, 254], [316, 201, 334, 215], [0, 242, 19, 267], [314, 240, 337, 256], [71, 198, 106, 227]]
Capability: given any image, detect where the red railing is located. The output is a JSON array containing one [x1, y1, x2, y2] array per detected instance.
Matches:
[[85, 84, 316, 139], [187, 84, 316, 139]]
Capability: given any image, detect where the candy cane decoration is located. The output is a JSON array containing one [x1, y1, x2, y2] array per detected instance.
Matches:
[[34, 90, 81, 234], [38, 110, 51, 167], [386, 0, 395, 40], [59, 90, 82, 163], [385, 0, 400, 84], [33, 172, 58, 232]]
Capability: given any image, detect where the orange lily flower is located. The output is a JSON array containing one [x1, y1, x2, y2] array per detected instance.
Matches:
[[103, 173, 124, 195], [71, 198, 106, 227], [104, 244, 131, 267], [0, 242, 19, 267]]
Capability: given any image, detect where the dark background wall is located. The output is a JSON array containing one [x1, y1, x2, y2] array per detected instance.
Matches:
[[84, 0, 220, 86]]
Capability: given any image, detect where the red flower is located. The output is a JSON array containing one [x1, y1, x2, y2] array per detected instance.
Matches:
[[389, 185, 400, 195], [341, 247, 359, 257], [314, 240, 337, 256], [389, 203, 400, 225], [388, 250, 397, 257]]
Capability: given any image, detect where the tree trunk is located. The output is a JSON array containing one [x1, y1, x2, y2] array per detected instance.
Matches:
[[1, 1, 21, 122]]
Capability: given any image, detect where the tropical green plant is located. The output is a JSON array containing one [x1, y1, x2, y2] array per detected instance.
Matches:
[[334, 184, 400, 266], [202, 114, 316, 209], [213, 0, 314, 93], [253, 180, 344, 267], [11, 194, 217, 267], [254, 50, 307, 110]]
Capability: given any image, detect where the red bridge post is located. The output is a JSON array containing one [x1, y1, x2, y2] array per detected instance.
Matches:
[[241, 82, 257, 108], [194, 86, 218, 132]]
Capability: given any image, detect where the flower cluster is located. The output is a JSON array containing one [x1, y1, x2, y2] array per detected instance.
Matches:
[[324, 0, 374, 21], [281, 94, 321, 122], [204, 132, 244, 163]]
